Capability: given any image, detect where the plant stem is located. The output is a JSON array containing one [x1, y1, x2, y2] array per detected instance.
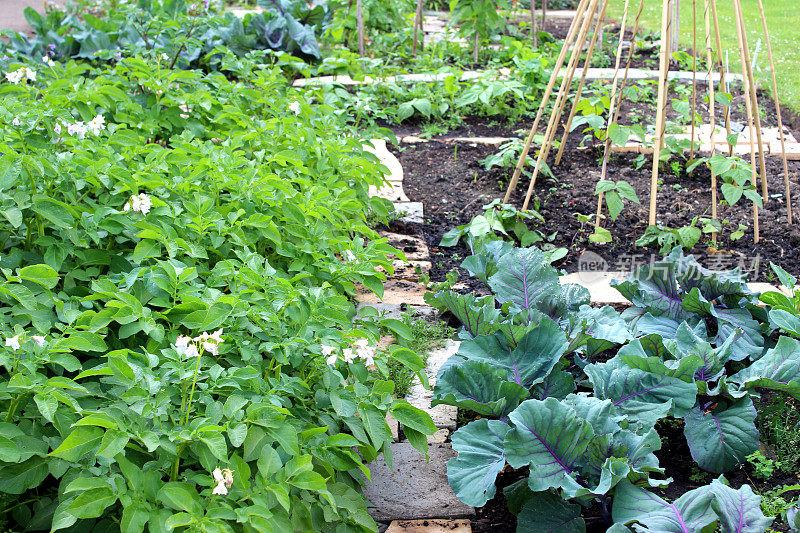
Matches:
[[182, 354, 201, 426]]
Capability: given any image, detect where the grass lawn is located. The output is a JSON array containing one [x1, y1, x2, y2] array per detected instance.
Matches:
[[605, 0, 800, 113]]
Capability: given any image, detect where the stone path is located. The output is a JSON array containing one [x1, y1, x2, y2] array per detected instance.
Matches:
[[612, 124, 800, 159], [0, 0, 56, 34]]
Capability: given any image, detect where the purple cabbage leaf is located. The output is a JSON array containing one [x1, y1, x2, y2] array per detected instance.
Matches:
[[683, 398, 759, 473], [709, 477, 773, 532], [611, 480, 717, 532], [447, 419, 510, 507], [730, 335, 800, 399], [515, 490, 586, 533], [433, 360, 528, 419]]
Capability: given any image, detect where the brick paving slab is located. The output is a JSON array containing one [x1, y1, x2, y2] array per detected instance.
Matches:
[[386, 519, 471, 533], [362, 442, 474, 521]]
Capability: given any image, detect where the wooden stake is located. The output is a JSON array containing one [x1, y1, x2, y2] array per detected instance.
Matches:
[[595, 0, 640, 229], [703, 0, 718, 245], [555, 0, 611, 165], [733, 0, 760, 243], [412, 0, 424, 57], [521, 0, 602, 211], [502, 0, 592, 203], [709, 0, 732, 155], [648, 0, 673, 226], [756, 0, 792, 224], [689, 0, 697, 160], [473, 29, 480, 63], [542, 0, 547, 28], [530, 0, 538, 47], [356, 0, 365, 57], [671, 0, 680, 53], [735, 0, 768, 200]]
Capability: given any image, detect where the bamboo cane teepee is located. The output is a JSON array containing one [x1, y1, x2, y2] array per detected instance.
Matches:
[[502, 0, 794, 244]]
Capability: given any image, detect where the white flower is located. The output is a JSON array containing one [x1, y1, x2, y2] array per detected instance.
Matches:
[[362, 352, 375, 367], [175, 335, 191, 349], [326, 353, 338, 365], [161, 53, 169, 61], [288, 101, 301, 115], [11, 118, 20, 126], [87, 114, 105, 136], [203, 341, 219, 356], [137, 193, 152, 215], [31, 335, 46, 346], [354, 338, 368, 349], [321, 344, 335, 356], [67, 121, 87, 139], [41, 56, 55, 67], [24, 68, 36, 81], [209, 329, 223, 343], [342, 348, 356, 363], [222, 469, 233, 488], [212, 467, 224, 483], [53, 123, 61, 134], [5, 336, 20, 351], [212, 481, 228, 495], [123, 193, 152, 215], [184, 344, 200, 358], [5, 69, 23, 84], [343, 249, 356, 262]]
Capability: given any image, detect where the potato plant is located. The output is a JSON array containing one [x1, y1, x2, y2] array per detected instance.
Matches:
[[0, 51, 437, 531]]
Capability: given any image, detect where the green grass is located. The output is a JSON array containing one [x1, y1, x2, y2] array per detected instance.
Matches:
[[387, 313, 455, 397], [605, 0, 800, 113]]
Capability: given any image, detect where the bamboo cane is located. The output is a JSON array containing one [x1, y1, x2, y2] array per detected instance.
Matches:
[[521, 0, 602, 211], [356, 0, 365, 57], [502, 0, 592, 203], [595, 0, 644, 229], [542, 0, 547, 28], [648, 0, 673, 226], [735, 0, 768, 200], [671, 0, 680, 53], [412, 0, 424, 57], [709, 0, 732, 155], [689, 0, 697, 160], [703, 0, 718, 245], [732, 0, 760, 244], [530, 0, 539, 47], [756, 0, 792, 224], [554, 0, 612, 165]]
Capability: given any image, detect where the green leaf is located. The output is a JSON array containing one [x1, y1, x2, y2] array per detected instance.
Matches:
[[683, 398, 759, 473], [589, 227, 612, 243], [199, 432, 228, 462], [0, 456, 48, 494], [709, 478, 773, 533], [181, 302, 232, 331], [132, 239, 162, 263], [49, 426, 103, 462], [433, 361, 528, 418], [33, 198, 75, 229], [0, 153, 21, 190], [447, 419, 509, 507], [720, 182, 743, 205], [504, 398, 595, 497], [605, 191, 624, 221], [66, 484, 117, 519], [97, 429, 129, 459], [611, 480, 716, 532], [157, 482, 202, 515], [56, 331, 108, 352], [0, 436, 20, 463], [33, 393, 58, 423], [18, 264, 60, 290], [359, 404, 392, 448], [731, 336, 800, 398], [390, 401, 436, 435], [289, 470, 327, 491], [516, 490, 586, 532], [381, 318, 413, 341]]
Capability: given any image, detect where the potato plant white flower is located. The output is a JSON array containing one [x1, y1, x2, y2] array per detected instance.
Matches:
[[31, 335, 46, 347], [41, 56, 55, 67], [173, 330, 223, 359], [211, 467, 233, 495], [87, 114, 105, 135], [4, 67, 35, 84], [11, 118, 20, 126], [288, 101, 301, 115], [5, 335, 21, 351], [122, 193, 153, 215], [67, 121, 88, 139]]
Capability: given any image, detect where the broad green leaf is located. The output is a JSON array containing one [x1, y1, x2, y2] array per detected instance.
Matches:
[[447, 419, 509, 507], [709, 478, 773, 532], [19, 264, 60, 289], [389, 401, 436, 435], [0, 456, 48, 494], [49, 426, 103, 462], [157, 482, 203, 515], [433, 361, 528, 418], [730, 336, 800, 398], [683, 398, 759, 473], [516, 490, 586, 532], [504, 398, 594, 497], [611, 480, 716, 532], [132, 239, 162, 263]]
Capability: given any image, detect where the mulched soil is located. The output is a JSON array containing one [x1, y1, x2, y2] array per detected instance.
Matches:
[[389, 77, 800, 285]]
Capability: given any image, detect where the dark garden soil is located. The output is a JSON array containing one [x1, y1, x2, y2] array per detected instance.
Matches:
[[388, 79, 800, 286]]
